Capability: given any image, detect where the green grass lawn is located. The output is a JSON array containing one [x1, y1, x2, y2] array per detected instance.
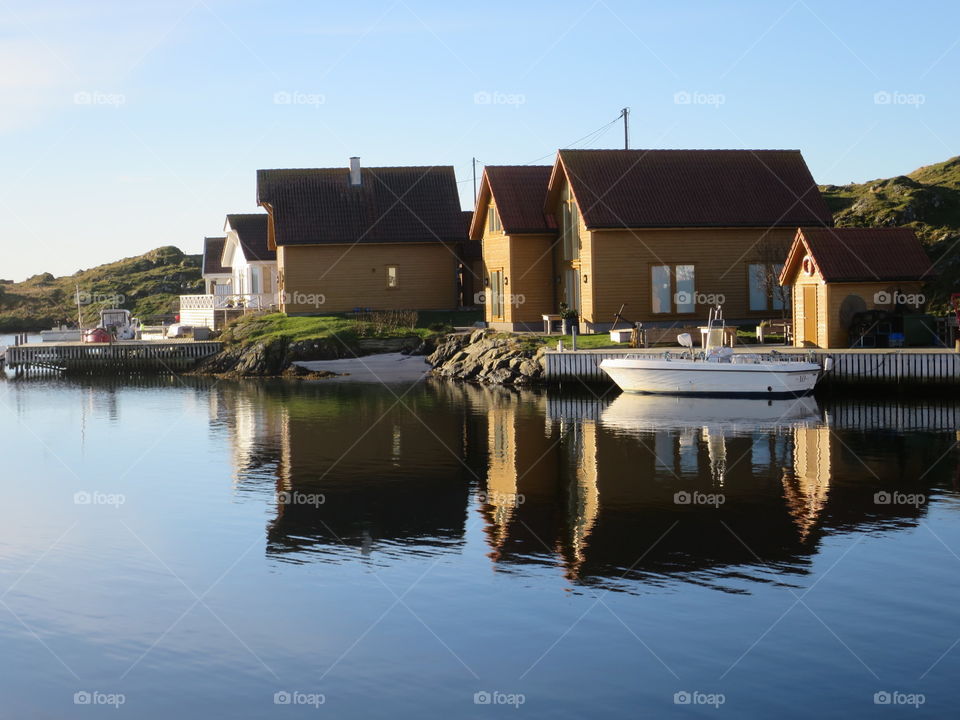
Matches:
[[222, 309, 484, 347]]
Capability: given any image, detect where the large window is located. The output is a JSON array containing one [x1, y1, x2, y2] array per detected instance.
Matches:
[[487, 206, 502, 233], [560, 184, 580, 261], [748, 263, 788, 312], [489, 269, 504, 319], [651, 264, 696, 314]]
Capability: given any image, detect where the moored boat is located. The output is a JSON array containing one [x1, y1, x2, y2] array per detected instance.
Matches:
[[600, 331, 829, 397]]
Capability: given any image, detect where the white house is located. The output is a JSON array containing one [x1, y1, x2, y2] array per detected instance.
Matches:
[[201, 236, 232, 295], [221, 213, 279, 308], [180, 214, 280, 329]]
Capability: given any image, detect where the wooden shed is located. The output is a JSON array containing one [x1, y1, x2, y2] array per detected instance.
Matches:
[[779, 227, 935, 348]]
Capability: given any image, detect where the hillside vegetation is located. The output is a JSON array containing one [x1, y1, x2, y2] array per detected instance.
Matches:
[[0, 246, 202, 332], [820, 156, 960, 311]]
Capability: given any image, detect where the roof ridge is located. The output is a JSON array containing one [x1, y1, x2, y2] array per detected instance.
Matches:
[[258, 165, 455, 173], [558, 148, 803, 153]]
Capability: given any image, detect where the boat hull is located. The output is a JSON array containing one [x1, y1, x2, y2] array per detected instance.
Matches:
[[599, 358, 821, 397]]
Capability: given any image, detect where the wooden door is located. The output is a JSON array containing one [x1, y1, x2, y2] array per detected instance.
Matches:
[[802, 285, 818, 346]]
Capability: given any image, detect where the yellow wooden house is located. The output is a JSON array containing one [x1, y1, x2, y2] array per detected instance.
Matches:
[[779, 227, 934, 348], [474, 149, 834, 332]]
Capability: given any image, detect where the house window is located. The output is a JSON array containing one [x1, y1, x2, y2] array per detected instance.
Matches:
[[651, 264, 696, 314], [387, 266, 399, 288], [487, 206, 502, 233], [560, 185, 580, 261], [748, 263, 789, 312], [250, 267, 261, 295]]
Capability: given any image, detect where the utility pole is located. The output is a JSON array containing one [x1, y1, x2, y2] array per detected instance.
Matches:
[[472, 157, 477, 206], [75, 284, 83, 329], [622, 107, 629, 150]]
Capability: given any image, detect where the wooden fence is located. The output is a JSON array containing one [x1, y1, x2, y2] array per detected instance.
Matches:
[[5, 341, 222, 376], [545, 349, 960, 387]]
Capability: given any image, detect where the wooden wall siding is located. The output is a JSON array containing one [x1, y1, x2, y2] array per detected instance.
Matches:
[[552, 182, 589, 320], [585, 227, 798, 325], [825, 281, 924, 348], [482, 234, 511, 322], [278, 243, 458, 313], [508, 234, 556, 323], [579, 213, 593, 321], [792, 271, 827, 347]]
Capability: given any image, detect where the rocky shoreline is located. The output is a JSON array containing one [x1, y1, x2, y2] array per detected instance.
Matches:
[[426, 330, 546, 385], [193, 328, 546, 385], [192, 335, 432, 377]]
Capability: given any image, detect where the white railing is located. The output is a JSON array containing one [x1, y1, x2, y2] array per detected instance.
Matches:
[[179, 293, 279, 311]]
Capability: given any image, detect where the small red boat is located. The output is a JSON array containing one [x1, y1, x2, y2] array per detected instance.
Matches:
[[82, 328, 112, 343]]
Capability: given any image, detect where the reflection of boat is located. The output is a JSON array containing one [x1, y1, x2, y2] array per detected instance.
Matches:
[[600, 393, 821, 433]]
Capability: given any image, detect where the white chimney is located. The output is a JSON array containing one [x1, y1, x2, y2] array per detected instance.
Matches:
[[349, 156, 361, 186]]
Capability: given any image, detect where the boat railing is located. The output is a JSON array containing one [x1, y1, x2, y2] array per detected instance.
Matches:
[[625, 350, 822, 365]]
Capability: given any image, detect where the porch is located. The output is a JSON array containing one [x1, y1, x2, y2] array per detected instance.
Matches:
[[179, 293, 279, 330]]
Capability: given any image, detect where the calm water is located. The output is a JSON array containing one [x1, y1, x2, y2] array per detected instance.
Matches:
[[0, 375, 958, 718]]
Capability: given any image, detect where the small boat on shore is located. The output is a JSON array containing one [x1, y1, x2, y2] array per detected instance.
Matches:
[[40, 325, 82, 342], [600, 332, 829, 397]]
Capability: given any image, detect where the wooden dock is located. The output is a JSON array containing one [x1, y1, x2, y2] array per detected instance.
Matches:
[[3, 340, 222, 376], [544, 347, 960, 387]]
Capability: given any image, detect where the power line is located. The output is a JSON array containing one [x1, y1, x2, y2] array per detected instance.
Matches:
[[519, 112, 625, 165], [461, 109, 628, 185]]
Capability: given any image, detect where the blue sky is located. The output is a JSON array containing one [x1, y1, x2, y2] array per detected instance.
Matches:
[[1, 0, 957, 280]]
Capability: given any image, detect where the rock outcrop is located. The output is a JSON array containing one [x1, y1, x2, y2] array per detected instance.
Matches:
[[427, 329, 546, 385], [192, 334, 433, 377]]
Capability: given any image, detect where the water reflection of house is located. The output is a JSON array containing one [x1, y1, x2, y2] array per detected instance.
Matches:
[[784, 427, 832, 541], [476, 388, 559, 561], [209, 383, 287, 492], [265, 384, 474, 559], [558, 398, 816, 586], [470, 393, 952, 591], [207, 380, 958, 589]]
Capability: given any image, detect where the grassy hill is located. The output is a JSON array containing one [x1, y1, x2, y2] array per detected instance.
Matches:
[[0, 246, 203, 332], [820, 156, 960, 312]]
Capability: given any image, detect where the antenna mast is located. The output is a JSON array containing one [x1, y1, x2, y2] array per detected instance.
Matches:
[[622, 107, 629, 149]]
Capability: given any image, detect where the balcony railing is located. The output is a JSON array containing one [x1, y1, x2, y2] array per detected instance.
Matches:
[[179, 293, 279, 311]]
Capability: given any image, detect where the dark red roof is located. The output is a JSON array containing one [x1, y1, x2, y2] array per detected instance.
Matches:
[[483, 165, 555, 235], [226, 213, 275, 261], [257, 166, 464, 246], [202, 236, 230, 275], [785, 227, 934, 283], [550, 149, 833, 229]]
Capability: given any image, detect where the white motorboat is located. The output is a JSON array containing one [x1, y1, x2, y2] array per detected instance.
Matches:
[[600, 329, 829, 397]]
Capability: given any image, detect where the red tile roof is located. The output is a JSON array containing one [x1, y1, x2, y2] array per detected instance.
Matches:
[[550, 149, 833, 229], [257, 166, 464, 247], [202, 236, 230, 275], [781, 227, 935, 284], [472, 166, 556, 239], [225, 213, 275, 261]]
